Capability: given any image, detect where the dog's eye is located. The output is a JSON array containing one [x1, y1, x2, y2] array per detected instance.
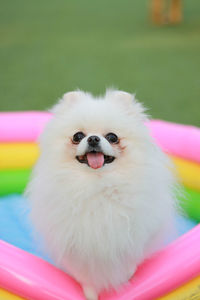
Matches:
[[105, 133, 119, 144], [72, 132, 85, 144]]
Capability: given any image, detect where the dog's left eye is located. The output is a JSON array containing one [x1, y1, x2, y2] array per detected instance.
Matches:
[[105, 133, 119, 144], [72, 132, 85, 144]]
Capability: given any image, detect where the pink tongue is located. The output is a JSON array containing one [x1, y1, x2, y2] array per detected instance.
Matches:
[[87, 152, 104, 169]]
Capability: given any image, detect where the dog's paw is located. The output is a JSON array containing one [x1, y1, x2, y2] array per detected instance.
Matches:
[[83, 285, 98, 300]]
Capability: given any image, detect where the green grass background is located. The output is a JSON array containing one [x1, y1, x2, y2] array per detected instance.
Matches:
[[0, 0, 199, 126]]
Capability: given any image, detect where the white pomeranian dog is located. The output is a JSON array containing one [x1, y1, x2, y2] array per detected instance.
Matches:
[[27, 90, 176, 300]]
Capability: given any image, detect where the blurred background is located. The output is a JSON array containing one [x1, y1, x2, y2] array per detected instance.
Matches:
[[0, 0, 199, 126]]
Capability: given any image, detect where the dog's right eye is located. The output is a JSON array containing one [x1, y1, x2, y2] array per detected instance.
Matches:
[[72, 132, 85, 144]]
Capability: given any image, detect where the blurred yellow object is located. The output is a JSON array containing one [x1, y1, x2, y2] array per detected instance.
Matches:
[[158, 276, 200, 299], [170, 155, 200, 191], [151, 0, 182, 25], [0, 289, 24, 300], [0, 143, 39, 169]]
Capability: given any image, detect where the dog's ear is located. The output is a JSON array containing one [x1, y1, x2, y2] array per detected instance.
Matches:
[[106, 89, 147, 120], [62, 91, 83, 104], [50, 91, 83, 114], [106, 90, 134, 106]]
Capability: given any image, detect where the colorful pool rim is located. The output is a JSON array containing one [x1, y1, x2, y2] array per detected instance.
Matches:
[[0, 111, 200, 299], [0, 224, 200, 300]]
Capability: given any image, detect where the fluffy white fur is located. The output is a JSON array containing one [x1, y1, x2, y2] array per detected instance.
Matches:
[[26, 90, 176, 300]]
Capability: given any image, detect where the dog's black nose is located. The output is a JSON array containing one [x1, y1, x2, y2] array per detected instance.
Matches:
[[87, 135, 100, 147]]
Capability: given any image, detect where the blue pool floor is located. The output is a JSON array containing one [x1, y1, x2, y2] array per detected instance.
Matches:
[[0, 194, 50, 260], [0, 194, 197, 261]]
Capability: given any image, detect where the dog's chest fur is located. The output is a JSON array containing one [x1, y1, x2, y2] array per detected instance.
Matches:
[[64, 185, 134, 253], [56, 184, 139, 290]]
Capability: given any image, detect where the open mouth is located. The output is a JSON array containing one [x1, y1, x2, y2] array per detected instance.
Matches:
[[76, 151, 115, 169]]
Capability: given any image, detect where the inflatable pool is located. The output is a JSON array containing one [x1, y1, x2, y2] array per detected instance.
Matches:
[[0, 112, 200, 300]]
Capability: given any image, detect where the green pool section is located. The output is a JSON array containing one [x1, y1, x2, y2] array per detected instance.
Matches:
[[0, 169, 31, 196], [179, 187, 200, 223]]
